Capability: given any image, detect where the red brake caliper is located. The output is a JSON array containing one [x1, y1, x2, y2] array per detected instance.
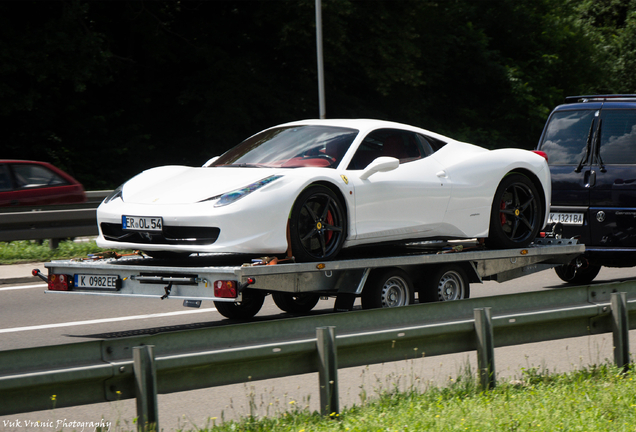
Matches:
[[500, 200, 507, 226], [325, 210, 334, 243]]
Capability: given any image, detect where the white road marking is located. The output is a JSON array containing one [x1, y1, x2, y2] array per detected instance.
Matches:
[[0, 308, 217, 334], [0, 283, 47, 291]]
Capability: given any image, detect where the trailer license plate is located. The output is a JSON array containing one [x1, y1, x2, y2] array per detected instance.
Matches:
[[74, 274, 120, 290], [122, 215, 163, 231], [548, 212, 584, 225]]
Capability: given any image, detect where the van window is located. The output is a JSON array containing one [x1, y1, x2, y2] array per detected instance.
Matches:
[[599, 110, 636, 164]]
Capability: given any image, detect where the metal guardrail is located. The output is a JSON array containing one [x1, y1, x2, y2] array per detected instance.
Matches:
[[1, 280, 635, 429], [0, 190, 111, 243]]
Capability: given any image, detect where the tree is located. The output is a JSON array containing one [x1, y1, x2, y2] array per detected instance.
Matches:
[[0, 0, 621, 188], [0, 1, 112, 179]]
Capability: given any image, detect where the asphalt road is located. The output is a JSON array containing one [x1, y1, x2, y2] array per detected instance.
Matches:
[[1, 264, 636, 431]]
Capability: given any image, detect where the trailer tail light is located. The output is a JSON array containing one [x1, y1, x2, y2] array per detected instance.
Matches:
[[532, 150, 548, 162], [214, 280, 237, 298], [48, 274, 73, 291]]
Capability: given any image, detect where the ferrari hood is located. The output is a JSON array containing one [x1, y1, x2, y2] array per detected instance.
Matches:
[[121, 166, 283, 204]]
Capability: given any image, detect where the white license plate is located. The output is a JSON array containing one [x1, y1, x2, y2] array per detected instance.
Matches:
[[74, 274, 120, 290], [122, 215, 163, 231], [548, 212, 584, 225]]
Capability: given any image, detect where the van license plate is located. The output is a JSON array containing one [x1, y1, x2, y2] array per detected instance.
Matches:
[[548, 212, 584, 225]]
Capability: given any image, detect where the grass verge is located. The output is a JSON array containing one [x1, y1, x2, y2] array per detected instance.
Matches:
[[180, 364, 636, 432], [0, 239, 110, 264]]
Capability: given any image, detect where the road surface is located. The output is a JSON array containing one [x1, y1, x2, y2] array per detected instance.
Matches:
[[1, 264, 635, 431]]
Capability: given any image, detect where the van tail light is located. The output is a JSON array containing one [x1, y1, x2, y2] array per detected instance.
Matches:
[[532, 150, 548, 162], [214, 280, 238, 298], [48, 273, 73, 291]]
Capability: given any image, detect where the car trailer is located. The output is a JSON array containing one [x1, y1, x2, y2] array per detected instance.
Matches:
[[36, 238, 584, 320]]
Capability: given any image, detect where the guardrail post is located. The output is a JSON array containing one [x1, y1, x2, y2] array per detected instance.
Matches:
[[133, 345, 159, 432], [475, 307, 496, 390], [611, 292, 630, 371], [316, 326, 339, 416]]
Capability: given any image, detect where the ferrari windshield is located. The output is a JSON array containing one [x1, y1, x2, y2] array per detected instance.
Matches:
[[212, 125, 358, 168]]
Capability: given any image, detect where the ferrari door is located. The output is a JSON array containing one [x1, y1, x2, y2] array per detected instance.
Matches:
[[346, 128, 450, 242]]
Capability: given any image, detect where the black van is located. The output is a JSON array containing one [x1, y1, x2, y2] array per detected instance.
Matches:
[[537, 95, 636, 283]]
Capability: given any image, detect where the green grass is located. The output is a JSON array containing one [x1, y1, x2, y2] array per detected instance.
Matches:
[[177, 364, 636, 432], [0, 239, 115, 264]]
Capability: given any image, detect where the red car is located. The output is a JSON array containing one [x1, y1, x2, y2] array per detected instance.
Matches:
[[0, 160, 86, 207]]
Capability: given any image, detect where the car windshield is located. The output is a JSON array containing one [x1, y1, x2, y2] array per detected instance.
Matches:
[[212, 125, 358, 168], [539, 110, 596, 164]]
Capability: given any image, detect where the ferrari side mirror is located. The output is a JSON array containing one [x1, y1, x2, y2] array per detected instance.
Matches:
[[359, 157, 399, 180]]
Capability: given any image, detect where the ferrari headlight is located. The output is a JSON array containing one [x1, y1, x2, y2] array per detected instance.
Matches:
[[103, 184, 124, 204], [211, 175, 283, 207]]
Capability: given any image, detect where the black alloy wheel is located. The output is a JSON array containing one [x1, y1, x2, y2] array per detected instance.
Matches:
[[289, 185, 346, 262], [487, 174, 542, 249]]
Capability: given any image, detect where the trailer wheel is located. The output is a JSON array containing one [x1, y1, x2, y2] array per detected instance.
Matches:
[[272, 292, 320, 313], [421, 265, 470, 302], [361, 268, 414, 309], [214, 290, 265, 320]]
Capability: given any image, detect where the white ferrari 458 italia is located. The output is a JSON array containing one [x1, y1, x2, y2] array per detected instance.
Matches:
[[97, 119, 551, 261]]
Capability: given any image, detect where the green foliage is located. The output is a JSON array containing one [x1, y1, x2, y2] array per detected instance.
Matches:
[[185, 364, 636, 432], [572, 0, 636, 93], [0, 239, 109, 263], [1, 0, 635, 188]]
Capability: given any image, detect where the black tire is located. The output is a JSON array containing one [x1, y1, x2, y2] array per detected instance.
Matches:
[[214, 289, 265, 320], [289, 185, 346, 262], [554, 260, 602, 285], [487, 174, 543, 249], [361, 268, 415, 309], [272, 292, 320, 313], [420, 265, 470, 302]]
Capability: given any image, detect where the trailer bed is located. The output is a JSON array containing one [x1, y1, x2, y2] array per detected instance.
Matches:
[[43, 238, 583, 304]]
